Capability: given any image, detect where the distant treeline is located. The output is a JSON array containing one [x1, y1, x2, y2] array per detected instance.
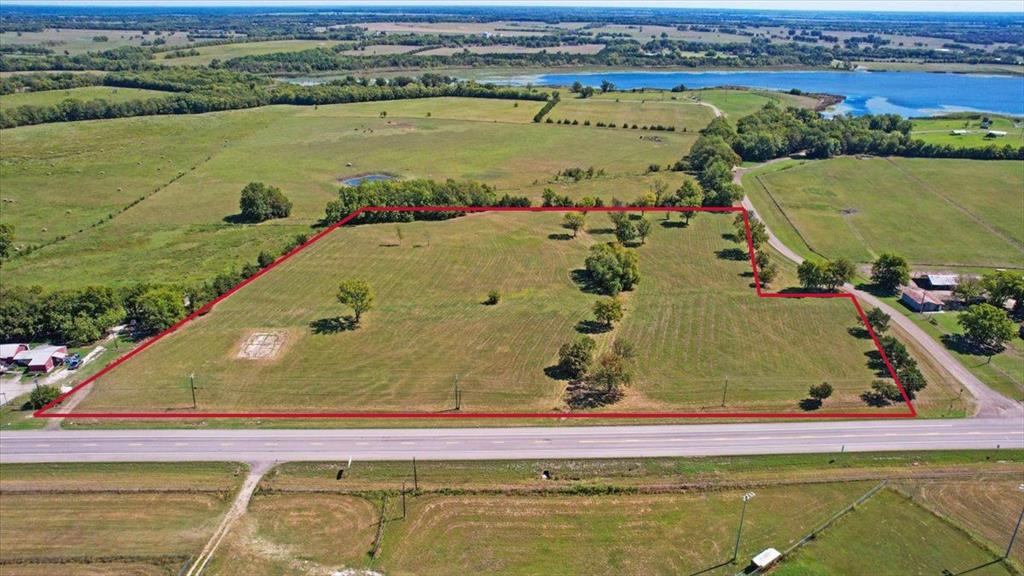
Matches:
[[0, 70, 546, 128], [323, 179, 531, 224]]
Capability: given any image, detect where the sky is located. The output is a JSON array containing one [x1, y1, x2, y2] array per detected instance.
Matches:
[[10, 0, 1024, 13]]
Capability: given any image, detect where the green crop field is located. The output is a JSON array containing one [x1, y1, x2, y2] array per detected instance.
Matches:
[[549, 95, 715, 129], [1, 97, 698, 289], [0, 462, 244, 574], [65, 210, 922, 416], [775, 489, 1015, 575], [157, 39, 347, 66], [0, 86, 173, 111], [912, 115, 1024, 148], [745, 156, 1024, 267]]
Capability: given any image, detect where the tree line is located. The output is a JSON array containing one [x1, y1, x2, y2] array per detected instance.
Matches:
[[0, 70, 546, 128]]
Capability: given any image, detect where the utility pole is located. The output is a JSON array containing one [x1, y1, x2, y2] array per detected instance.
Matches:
[[402, 481, 407, 519], [412, 457, 418, 491], [1006, 484, 1024, 559], [189, 373, 197, 409], [732, 492, 756, 563], [454, 375, 461, 411], [720, 377, 729, 407]]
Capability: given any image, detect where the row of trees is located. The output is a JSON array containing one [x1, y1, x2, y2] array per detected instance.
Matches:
[[556, 335, 635, 408], [323, 179, 529, 224]]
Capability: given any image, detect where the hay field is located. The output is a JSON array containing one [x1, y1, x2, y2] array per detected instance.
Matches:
[[550, 95, 715, 128], [0, 463, 244, 574], [70, 211, 892, 415], [746, 156, 1024, 267], [0, 28, 190, 55]]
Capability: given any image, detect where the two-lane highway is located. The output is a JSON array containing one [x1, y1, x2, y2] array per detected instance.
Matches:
[[2, 419, 1021, 464]]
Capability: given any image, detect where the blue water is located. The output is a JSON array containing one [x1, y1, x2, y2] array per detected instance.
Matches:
[[342, 173, 396, 186], [489, 70, 1024, 117]]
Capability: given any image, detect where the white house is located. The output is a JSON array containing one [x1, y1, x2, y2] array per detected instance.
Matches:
[[0, 343, 29, 364]]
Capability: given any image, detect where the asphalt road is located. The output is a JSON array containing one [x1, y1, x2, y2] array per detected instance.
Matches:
[[2, 419, 1021, 464]]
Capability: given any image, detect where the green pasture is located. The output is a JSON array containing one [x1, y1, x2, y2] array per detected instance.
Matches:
[[745, 156, 1024, 267], [911, 114, 1024, 148], [549, 94, 714, 128], [72, 211, 901, 415], [2, 98, 696, 289], [0, 86, 173, 111], [157, 39, 347, 66], [776, 489, 1015, 575]]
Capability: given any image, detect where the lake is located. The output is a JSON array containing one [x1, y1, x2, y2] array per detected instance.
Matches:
[[485, 70, 1024, 117]]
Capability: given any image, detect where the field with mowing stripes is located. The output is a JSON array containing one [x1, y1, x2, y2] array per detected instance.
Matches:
[[745, 156, 1024, 267], [0, 463, 244, 575], [67, 211, 915, 415]]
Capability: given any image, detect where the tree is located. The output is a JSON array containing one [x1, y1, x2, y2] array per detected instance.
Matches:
[[870, 253, 909, 293], [571, 80, 583, 93], [257, 250, 275, 268], [735, 214, 768, 249], [952, 276, 985, 304], [824, 257, 855, 290], [879, 335, 912, 369], [635, 218, 652, 244], [958, 303, 1015, 353], [809, 382, 833, 401], [337, 279, 374, 323], [130, 287, 185, 335], [28, 384, 61, 409], [587, 349, 632, 393], [862, 379, 902, 407], [562, 212, 586, 238], [600, 79, 615, 93], [0, 223, 13, 263], [865, 308, 890, 334], [239, 182, 292, 223], [797, 260, 827, 290], [982, 270, 1024, 311], [675, 180, 704, 224], [585, 243, 641, 295], [558, 335, 596, 379], [613, 217, 638, 245], [593, 297, 624, 328]]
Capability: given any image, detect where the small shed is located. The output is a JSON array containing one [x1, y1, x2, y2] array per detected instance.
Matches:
[[950, 129, 968, 135], [13, 345, 68, 373], [752, 548, 782, 569], [923, 273, 958, 290], [901, 287, 944, 313], [987, 130, 1008, 137], [0, 343, 29, 364]]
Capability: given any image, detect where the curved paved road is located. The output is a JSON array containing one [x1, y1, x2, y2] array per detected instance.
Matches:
[[2, 420, 1021, 464], [736, 165, 1022, 418]]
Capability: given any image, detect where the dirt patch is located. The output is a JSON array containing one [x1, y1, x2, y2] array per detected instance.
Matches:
[[236, 331, 291, 361]]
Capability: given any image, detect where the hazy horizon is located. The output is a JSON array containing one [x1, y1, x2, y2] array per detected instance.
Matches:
[[5, 0, 1023, 14]]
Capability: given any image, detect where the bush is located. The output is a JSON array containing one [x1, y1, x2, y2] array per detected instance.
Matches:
[[28, 384, 61, 409], [484, 290, 501, 305]]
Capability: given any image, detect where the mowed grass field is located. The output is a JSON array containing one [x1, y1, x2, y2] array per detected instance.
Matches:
[[70, 211, 895, 415], [157, 39, 346, 66], [775, 489, 1016, 575], [0, 86, 172, 111], [0, 462, 244, 574], [2, 97, 698, 289], [912, 115, 1024, 148], [746, 156, 1024, 267], [550, 94, 715, 128]]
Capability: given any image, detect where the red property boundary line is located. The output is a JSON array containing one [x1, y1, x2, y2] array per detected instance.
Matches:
[[36, 206, 916, 420]]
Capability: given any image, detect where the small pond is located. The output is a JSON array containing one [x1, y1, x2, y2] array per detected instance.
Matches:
[[341, 173, 397, 186]]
